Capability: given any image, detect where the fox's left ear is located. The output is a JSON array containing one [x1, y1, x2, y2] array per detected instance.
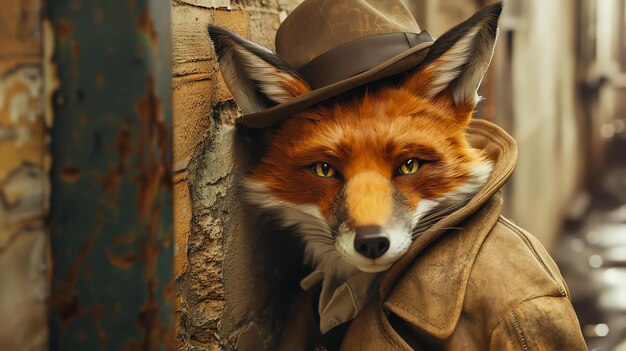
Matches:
[[405, 3, 502, 108], [208, 25, 311, 116]]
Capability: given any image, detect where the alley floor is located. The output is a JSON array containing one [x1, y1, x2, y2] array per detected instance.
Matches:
[[555, 134, 626, 351]]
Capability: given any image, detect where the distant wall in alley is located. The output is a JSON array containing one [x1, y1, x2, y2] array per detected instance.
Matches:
[[505, 0, 583, 248], [408, 0, 586, 249]]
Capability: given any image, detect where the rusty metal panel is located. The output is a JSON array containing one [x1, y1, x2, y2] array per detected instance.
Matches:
[[47, 0, 174, 350]]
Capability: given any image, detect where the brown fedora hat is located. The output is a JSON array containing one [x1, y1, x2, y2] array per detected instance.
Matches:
[[208, 0, 502, 128]]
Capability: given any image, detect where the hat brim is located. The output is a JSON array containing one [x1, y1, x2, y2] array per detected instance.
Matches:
[[239, 41, 434, 128]]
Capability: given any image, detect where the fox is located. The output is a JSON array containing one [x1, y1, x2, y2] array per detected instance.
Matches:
[[207, 3, 586, 350], [208, 20, 494, 278]]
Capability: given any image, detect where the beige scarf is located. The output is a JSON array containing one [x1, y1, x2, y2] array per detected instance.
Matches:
[[301, 268, 384, 334]]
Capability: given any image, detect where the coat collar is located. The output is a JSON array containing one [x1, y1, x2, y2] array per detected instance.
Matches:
[[379, 119, 517, 339]]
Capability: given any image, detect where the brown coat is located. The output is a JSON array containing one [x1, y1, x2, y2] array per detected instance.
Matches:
[[338, 120, 587, 350]]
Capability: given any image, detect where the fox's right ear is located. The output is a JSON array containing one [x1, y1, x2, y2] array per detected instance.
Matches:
[[403, 3, 502, 110], [208, 25, 311, 115]]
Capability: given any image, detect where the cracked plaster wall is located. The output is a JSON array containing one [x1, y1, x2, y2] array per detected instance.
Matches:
[[172, 1, 304, 350], [0, 1, 51, 350]]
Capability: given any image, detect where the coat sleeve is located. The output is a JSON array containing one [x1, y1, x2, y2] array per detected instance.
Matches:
[[489, 296, 588, 351]]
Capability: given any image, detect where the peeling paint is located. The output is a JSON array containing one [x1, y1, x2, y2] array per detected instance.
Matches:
[[0, 66, 44, 130], [58, 162, 81, 182], [55, 21, 72, 42], [0, 7, 50, 349], [178, 0, 231, 10], [137, 10, 159, 47]]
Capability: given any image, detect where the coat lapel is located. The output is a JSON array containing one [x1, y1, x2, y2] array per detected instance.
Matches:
[[384, 193, 502, 339], [377, 119, 517, 339]]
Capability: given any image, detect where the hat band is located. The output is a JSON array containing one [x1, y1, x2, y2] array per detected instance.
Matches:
[[297, 31, 434, 90]]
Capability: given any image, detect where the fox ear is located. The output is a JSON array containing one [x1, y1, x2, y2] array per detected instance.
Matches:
[[405, 3, 502, 107], [208, 25, 310, 115]]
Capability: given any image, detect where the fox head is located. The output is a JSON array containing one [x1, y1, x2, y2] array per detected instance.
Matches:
[[209, 5, 501, 277]]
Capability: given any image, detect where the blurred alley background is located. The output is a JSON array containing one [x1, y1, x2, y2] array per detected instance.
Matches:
[[405, 1, 626, 350], [0, 0, 624, 350], [406, 1, 626, 350]]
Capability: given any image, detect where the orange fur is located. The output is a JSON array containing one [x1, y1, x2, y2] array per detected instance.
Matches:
[[282, 75, 311, 98], [345, 172, 392, 227]]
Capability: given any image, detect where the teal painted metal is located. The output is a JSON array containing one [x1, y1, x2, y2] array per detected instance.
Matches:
[[47, 0, 174, 350]]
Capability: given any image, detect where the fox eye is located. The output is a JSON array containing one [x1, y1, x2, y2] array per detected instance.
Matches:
[[310, 162, 337, 178], [397, 158, 420, 175]]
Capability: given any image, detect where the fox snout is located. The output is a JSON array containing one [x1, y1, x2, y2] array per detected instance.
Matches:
[[336, 171, 413, 271], [354, 225, 389, 259], [344, 172, 397, 261]]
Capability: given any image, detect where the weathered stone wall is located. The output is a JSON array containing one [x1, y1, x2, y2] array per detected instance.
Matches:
[[172, 1, 303, 350], [408, 0, 585, 248], [506, 0, 583, 248], [0, 1, 50, 350]]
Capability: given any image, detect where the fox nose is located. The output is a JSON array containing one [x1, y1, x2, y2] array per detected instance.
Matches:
[[354, 226, 390, 259]]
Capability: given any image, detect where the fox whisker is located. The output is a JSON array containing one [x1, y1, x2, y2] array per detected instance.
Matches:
[[298, 233, 335, 242], [311, 246, 340, 262], [412, 200, 471, 236], [297, 227, 338, 236], [419, 201, 467, 222], [275, 203, 332, 224], [298, 230, 333, 238], [306, 239, 336, 246]]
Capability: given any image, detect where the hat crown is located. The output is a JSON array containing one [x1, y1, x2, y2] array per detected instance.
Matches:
[[276, 0, 421, 70]]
